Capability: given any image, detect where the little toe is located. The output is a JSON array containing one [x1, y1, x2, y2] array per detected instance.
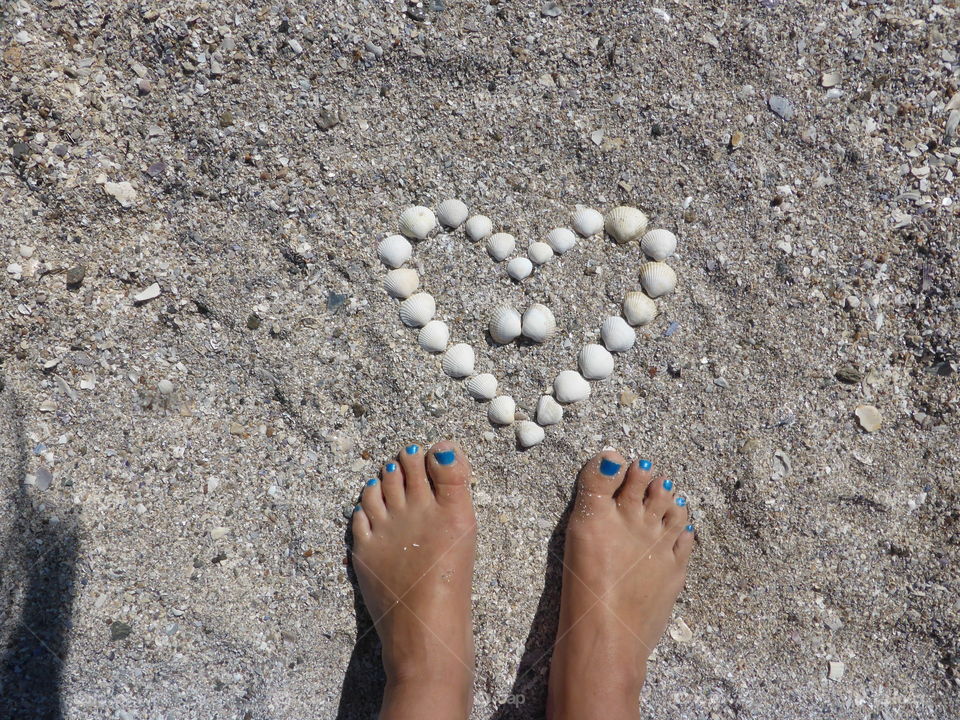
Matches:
[[398, 442, 432, 501], [576, 450, 628, 511], [351, 504, 371, 539], [425, 441, 472, 506], [661, 494, 689, 532], [359, 476, 387, 521], [674, 522, 696, 563], [644, 474, 676, 520], [380, 457, 406, 508], [615, 457, 654, 509]]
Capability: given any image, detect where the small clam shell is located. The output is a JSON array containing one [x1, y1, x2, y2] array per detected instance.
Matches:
[[604, 206, 648, 244], [521, 303, 556, 343], [515, 420, 545, 448], [436, 198, 468, 229], [536, 395, 563, 426], [623, 291, 658, 326], [465, 215, 493, 241], [377, 234, 412, 268], [486, 233, 516, 261], [442, 343, 475, 378], [639, 262, 677, 298], [487, 395, 516, 425], [571, 206, 604, 237], [399, 292, 436, 327], [399, 205, 437, 240], [506, 257, 533, 281], [466, 373, 498, 400], [554, 370, 591, 403], [384, 268, 419, 298], [417, 320, 449, 353], [641, 228, 677, 261], [601, 316, 636, 352], [489, 304, 522, 344], [546, 227, 577, 254], [528, 241, 554, 265], [578, 343, 614, 380]]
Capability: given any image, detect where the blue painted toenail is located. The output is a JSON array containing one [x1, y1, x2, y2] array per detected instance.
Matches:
[[406, 445, 419, 455], [354, 505, 361, 514], [675, 496, 687, 507], [685, 524, 694, 532], [386, 463, 397, 472], [365, 478, 378, 487], [663, 479, 673, 491], [639, 459, 652, 470], [600, 458, 622, 476], [435, 450, 456, 466]]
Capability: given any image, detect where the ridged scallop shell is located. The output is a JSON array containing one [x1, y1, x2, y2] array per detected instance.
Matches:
[[377, 234, 412, 268], [489, 304, 522, 344], [554, 370, 591, 403], [399, 205, 436, 240], [601, 316, 636, 352], [507, 257, 533, 281], [417, 320, 449, 353], [536, 395, 563, 426], [465, 215, 493, 241], [399, 292, 436, 327], [639, 262, 677, 298], [546, 227, 577, 254], [384, 268, 419, 298], [604, 206, 648, 244], [571, 206, 604, 237], [640, 229, 677, 261], [466, 373, 498, 400], [528, 241, 554, 265], [521, 303, 556, 343], [622, 291, 658, 326], [578, 344, 614, 380], [515, 420, 545, 448], [487, 395, 516, 425], [436, 198, 468, 229], [441, 343, 475, 378], [486, 233, 516, 261]]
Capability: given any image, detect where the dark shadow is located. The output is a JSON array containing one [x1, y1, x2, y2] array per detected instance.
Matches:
[[0, 385, 79, 720]]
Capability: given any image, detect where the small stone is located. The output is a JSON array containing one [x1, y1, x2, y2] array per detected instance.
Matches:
[[157, 379, 175, 395], [740, 437, 761, 454], [855, 405, 882, 433], [146, 161, 166, 178], [229, 422, 245, 436], [137, 78, 151, 95], [316, 106, 341, 131], [767, 95, 795, 121], [35, 466, 53, 491], [714, 377, 729, 389], [821, 71, 841, 88], [618, 389, 638, 406], [835, 364, 862, 384], [103, 181, 137, 208], [133, 283, 161, 304], [772, 449, 792, 479], [287, 38, 303, 54], [110, 622, 133, 641], [211, 527, 230, 540], [729, 130, 744, 150], [247, 313, 261, 330], [327, 292, 348, 311], [669, 618, 693, 643], [828, 661, 845, 681], [664, 321, 680, 337], [824, 615, 843, 631], [219, 111, 234, 128], [406, 6, 426, 21], [66, 264, 86, 288], [541, 1, 562, 17]]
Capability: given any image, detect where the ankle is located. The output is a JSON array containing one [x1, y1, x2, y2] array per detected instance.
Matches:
[[548, 659, 645, 720], [381, 674, 473, 720]]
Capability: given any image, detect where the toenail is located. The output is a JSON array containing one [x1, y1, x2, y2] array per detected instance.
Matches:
[[675, 496, 687, 506], [353, 505, 361, 514], [600, 458, 622, 476], [435, 450, 456, 466], [685, 524, 694, 532], [405, 444, 419, 455], [365, 478, 378, 487], [662, 479, 673, 491], [639, 459, 652, 470], [386, 463, 397, 472]]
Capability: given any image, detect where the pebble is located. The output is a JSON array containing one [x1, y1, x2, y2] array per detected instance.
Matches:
[[835, 364, 862, 385], [855, 405, 882, 432], [772, 449, 792, 479], [158, 379, 175, 395], [110, 622, 133, 641], [619, 389, 638, 406], [103, 181, 137, 207], [767, 95, 795, 121], [541, 1, 562, 17], [664, 321, 680, 337], [35, 466, 53, 491], [714, 377, 729, 389], [821, 71, 841, 88], [211, 527, 230, 540], [66, 264, 86, 288], [828, 661, 845, 681], [669, 618, 693, 643]]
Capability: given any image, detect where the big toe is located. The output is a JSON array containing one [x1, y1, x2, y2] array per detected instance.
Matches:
[[575, 450, 628, 513], [426, 441, 473, 506]]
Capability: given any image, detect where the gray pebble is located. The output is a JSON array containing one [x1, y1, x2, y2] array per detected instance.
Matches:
[[768, 95, 795, 121]]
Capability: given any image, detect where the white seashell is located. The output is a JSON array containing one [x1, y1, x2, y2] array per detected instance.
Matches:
[[546, 227, 577, 254], [442, 343, 475, 378], [399, 205, 437, 240], [579, 344, 615, 380], [639, 261, 678, 298], [601, 316, 636, 352], [466, 373, 498, 400], [486, 233, 516, 261], [536, 395, 563, 426], [554, 370, 591, 403], [487, 395, 516, 425], [640, 229, 677, 261], [623, 291, 658, 326], [528, 241, 554, 265], [384, 268, 419, 298], [515, 420, 545, 448], [489, 305, 522, 344], [571, 206, 604, 237], [417, 320, 449, 353], [465, 215, 493, 241], [521, 303, 556, 343], [506, 257, 533, 281], [377, 234, 412, 268], [399, 292, 436, 327], [436, 198, 468, 229], [604, 206, 648, 244]]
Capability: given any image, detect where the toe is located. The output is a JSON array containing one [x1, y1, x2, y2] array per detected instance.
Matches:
[[674, 521, 696, 564], [359, 476, 387, 522], [576, 450, 628, 512], [351, 504, 371, 539], [380, 457, 406, 508], [662, 494, 689, 532], [425, 441, 472, 506], [615, 457, 654, 509], [398, 442, 432, 502], [643, 474, 675, 520]]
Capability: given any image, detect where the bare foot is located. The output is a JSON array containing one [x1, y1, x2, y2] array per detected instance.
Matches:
[[350, 441, 476, 720], [547, 451, 695, 720]]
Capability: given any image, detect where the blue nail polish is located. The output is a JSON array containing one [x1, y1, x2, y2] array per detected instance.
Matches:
[[685, 524, 694, 532], [435, 450, 456, 466], [675, 496, 687, 507], [386, 463, 397, 472], [600, 458, 622, 476], [663, 479, 673, 491], [365, 478, 378, 487], [639, 459, 652, 470], [354, 505, 361, 514], [405, 444, 419, 455]]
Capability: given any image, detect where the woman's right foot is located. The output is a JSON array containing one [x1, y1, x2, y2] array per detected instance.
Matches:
[[547, 451, 696, 720]]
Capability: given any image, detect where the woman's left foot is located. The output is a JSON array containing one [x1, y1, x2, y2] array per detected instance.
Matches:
[[351, 441, 476, 720]]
